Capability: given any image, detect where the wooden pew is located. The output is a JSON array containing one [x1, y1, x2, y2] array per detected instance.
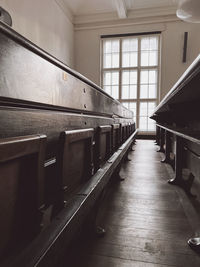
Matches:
[[111, 123, 121, 153], [95, 125, 112, 171], [151, 54, 200, 248], [0, 135, 46, 260], [0, 21, 137, 265], [58, 128, 94, 202]]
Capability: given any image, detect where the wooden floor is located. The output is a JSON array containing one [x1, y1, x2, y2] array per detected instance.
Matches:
[[67, 140, 200, 267]]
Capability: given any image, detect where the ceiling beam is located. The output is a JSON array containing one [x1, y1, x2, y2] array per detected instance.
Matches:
[[114, 0, 127, 19]]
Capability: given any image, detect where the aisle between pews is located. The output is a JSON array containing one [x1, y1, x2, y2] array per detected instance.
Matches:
[[66, 140, 200, 267]]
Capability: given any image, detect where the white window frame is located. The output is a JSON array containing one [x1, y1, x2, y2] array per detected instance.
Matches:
[[100, 33, 161, 135]]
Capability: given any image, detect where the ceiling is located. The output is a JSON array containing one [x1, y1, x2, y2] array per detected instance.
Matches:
[[63, 0, 179, 17]]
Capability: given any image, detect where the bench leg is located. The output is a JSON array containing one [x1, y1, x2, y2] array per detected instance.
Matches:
[[182, 173, 196, 197], [157, 128, 165, 153], [124, 149, 131, 161], [188, 237, 200, 248], [131, 138, 136, 151], [114, 163, 125, 181], [161, 131, 171, 164], [168, 136, 183, 185], [155, 126, 160, 145], [88, 191, 106, 237]]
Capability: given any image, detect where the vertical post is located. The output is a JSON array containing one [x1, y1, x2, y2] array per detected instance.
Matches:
[[157, 128, 165, 153], [155, 125, 159, 145], [183, 32, 188, 63], [168, 136, 183, 185], [161, 130, 171, 163], [119, 123, 122, 146]]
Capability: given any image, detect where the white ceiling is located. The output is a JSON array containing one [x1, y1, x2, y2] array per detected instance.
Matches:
[[63, 0, 179, 16]]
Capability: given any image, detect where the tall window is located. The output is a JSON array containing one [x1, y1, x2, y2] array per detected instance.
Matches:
[[101, 33, 160, 133]]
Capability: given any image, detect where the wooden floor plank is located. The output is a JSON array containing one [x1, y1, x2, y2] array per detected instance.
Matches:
[[76, 254, 170, 267], [64, 140, 200, 267], [86, 242, 200, 267]]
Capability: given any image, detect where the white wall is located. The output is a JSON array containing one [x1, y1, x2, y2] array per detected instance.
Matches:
[[0, 0, 74, 67], [161, 21, 200, 99], [74, 20, 200, 100]]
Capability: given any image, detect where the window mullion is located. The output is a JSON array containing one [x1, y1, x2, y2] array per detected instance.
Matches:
[[137, 37, 141, 129], [119, 38, 122, 101], [101, 39, 103, 88]]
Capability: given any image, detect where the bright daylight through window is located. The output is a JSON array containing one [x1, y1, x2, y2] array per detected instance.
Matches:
[[101, 33, 160, 133]]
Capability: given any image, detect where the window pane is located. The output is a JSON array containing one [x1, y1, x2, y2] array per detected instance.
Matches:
[[122, 85, 129, 99], [130, 71, 137, 84], [141, 51, 149, 66], [149, 51, 157, 66], [103, 71, 119, 99], [149, 70, 157, 83], [112, 53, 119, 68], [141, 36, 159, 67], [130, 85, 137, 99], [122, 39, 130, 52], [140, 102, 148, 116], [112, 40, 119, 52], [122, 70, 137, 85], [139, 117, 147, 130], [122, 70, 137, 99], [148, 119, 156, 131], [122, 52, 138, 67], [122, 38, 138, 52], [130, 38, 138, 51], [103, 39, 119, 68], [149, 84, 157, 98], [103, 72, 111, 85], [122, 52, 130, 67], [122, 38, 138, 67], [122, 71, 129, 84], [141, 38, 149, 51], [140, 85, 148, 99], [121, 101, 136, 121], [139, 102, 156, 131], [141, 36, 158, 51], [140, 70, 157, 99], [150, 37, 158, 50], [104, 54, 111, 68], [140, 70, 148, 84], [148, 102, 156, 115], [104, 40, 111, 53], [130, 52, 138, 67]]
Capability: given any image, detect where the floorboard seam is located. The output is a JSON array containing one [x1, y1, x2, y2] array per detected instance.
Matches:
[[159, 152, 200, 236], [87, 252, 177, 267]]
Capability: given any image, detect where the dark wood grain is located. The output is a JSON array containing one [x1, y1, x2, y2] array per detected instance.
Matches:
[[68, 140, 200, 267], [0, 20, 137, 266], [0, 134, 46, 259]]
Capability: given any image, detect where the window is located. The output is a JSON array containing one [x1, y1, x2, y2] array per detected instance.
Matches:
[[101, 33, 160, 133]]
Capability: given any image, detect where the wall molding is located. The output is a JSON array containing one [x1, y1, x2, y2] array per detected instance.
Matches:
[[75, 15, 179, 31], [74, 6, 180, 31], [53, 2, 180, 31]]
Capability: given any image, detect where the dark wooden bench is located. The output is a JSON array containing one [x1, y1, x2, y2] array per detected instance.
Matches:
[[0, 134, 46, 260], [111, 123, 121, 153], [151, 54, 200, 249], [0, 20, 137, 265], [58, 128, 94, 202], [95, 125, 112, 171]]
